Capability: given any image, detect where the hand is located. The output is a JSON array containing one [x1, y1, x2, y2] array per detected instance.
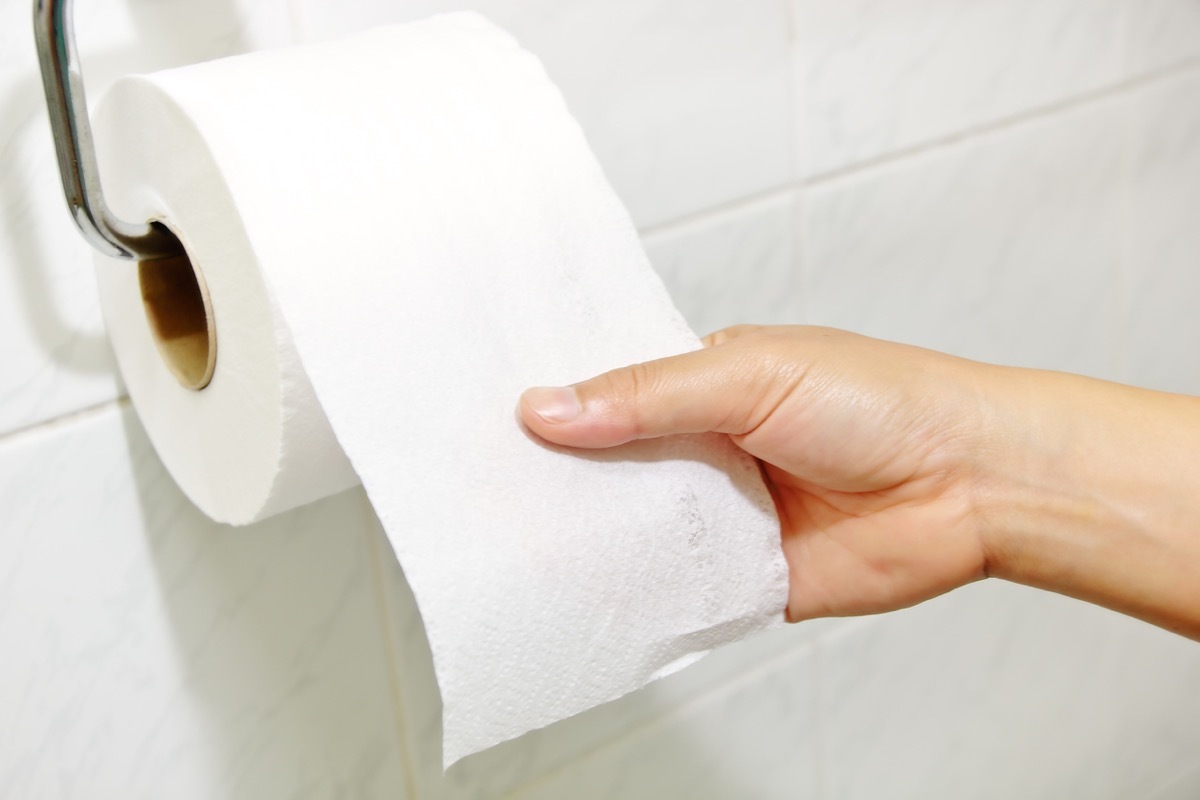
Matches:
[[521, 324, 1200, 638], [519, 325, 996, 622]]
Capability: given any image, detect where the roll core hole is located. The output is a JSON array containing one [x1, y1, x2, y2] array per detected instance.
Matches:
[[138, 231, 216, 391]]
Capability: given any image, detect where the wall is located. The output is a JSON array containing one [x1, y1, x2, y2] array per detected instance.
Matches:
[[3, 1, 1199, 797]]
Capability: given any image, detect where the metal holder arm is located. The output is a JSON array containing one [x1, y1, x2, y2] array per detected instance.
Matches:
[[34, 0, 183, 261]]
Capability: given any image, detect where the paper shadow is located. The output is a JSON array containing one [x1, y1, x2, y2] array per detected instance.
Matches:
[[514, 411, 774, 513]]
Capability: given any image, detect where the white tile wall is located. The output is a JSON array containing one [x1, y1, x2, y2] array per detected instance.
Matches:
[[644, 193, 803, 337], [1123, 68, 1200, 394], [800, 91, 1126, 377], [513, 642, 819, 800], [286, 0, 796, 230], [4, 1, 1200, 798], [814, 582, 1200, 800], [791, 0, 1127, 178], [1125, 0, 1200, 77], [0, 406, 410, 799], [1148, 764, 1200, 800]]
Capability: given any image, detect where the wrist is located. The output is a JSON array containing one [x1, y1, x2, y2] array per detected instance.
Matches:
[[968, 366, 1200, 638], [968, 366, 1093, 583]]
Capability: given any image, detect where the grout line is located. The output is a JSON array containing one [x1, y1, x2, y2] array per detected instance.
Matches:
[[638, 181, 800, 244], [1145, 760, 1200, 800], [0, 396, 128, 450], [362, 507, 421, 800], [637, 55, 1200, 244], [1112, 0, 1134, 384], [803, 57, 1200, 183], [784, 0, 802, 182], [500, 636, 819, 800], [785, 0, 810, 326], [795, 60, 1195, 189], [810, 636, 826, 800], [792, 189, 809, 323]]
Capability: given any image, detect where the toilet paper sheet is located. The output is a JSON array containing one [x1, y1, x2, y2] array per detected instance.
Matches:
[[93, 14, 789, 764]]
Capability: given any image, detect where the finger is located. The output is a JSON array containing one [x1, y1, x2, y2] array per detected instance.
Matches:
[[701, 324, 763, 348], [519, 338, 799, 449]]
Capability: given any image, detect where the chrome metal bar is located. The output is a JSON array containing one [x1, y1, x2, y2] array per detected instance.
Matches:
[[34, 0, 182, 260]]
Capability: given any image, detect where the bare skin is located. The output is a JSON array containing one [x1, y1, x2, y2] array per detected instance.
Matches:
[[518, 325, 1200, 640]]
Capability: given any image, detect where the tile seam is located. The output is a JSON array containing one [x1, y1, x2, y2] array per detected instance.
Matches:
[[638, 56, 1200, 243], [0, 396, 128, 450], [786, 0, 810, 327], [499, 636, 819, 800], [1145, 760, 1200, 800], [638, 181, 800, 246], [810, 636, 827, 800], [1113, 0, 1134, 384], [362, 502, 421, 800], [799, 59, 1200, 189]]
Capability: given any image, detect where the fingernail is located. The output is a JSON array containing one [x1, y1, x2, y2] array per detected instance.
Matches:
[[524, 386, 581, 423]]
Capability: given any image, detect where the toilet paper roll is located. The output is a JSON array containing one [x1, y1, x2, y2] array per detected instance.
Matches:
[[93, 13, 789, 765]]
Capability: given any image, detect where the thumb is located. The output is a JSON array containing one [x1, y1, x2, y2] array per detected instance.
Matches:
[[518, 338, 797, 448]]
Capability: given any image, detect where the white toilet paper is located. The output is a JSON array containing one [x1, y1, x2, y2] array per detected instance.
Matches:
[[93, 14, 789, 764]]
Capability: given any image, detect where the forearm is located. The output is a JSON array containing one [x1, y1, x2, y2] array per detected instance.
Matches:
[[976, 367, 1200, 639]]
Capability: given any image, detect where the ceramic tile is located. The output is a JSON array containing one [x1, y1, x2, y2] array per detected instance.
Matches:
[[800, 94, 1125, 379], [815, 581, 1200, 800], [1147, 764, 1200, 800], [0, 406, 410, 799], [643, 194, 803, 337], [287, 0, 795, 229], [1124, 0, 1200, 78], [1122, 68, 1200, 395], [369, 518, 832, 800], [792, 0, 1126, 176], [0, 0, 291, 437], [512, 642, 819, 800]]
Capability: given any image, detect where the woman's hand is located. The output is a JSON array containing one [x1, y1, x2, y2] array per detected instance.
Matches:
[[520, 325, 996, 622], [519, 325, 1200, 638]]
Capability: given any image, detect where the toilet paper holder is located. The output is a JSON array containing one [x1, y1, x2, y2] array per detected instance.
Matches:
[[34, 0, 185, 261], [34, 0, 216, 393]]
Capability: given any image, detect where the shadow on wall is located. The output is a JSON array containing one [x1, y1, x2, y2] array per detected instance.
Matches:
[[1, 0, 261, 377], [2, 60, 116, 380], [375, 515, 773, 799], [118, 409, 403, 797]]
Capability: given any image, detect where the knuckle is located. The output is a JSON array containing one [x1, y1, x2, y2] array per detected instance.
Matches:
[[703, 324, 763, 348], [603, 360, 659, 435], [625, 359, 656, 402]]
